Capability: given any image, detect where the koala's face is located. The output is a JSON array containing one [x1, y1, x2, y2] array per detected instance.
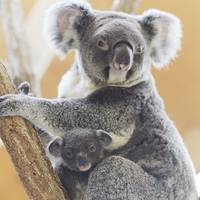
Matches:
[[79, 13, 147, 84], [45, 1, 181, 85], [48, 129, 112, 172]]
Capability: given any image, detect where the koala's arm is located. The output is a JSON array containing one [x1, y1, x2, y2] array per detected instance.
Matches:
[[0, 87, 133, 136], [0, 94, 64, 135]]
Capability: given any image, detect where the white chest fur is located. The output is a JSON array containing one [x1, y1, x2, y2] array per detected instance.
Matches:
[[105, 124, 136, 151], [58, 65, 98, 99]]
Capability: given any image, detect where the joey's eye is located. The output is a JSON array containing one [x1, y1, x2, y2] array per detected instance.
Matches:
[[89, 144, 96, 152], [65, 149, 73, 158], [135, 46, 144, 54], [96, 37, 109, 51]]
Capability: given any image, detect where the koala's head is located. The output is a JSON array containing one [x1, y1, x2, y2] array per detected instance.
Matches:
[[45, 0, 181, 85], [48, 128, 112, 172]]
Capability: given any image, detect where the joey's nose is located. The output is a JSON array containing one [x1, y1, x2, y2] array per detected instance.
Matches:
[[112, 43, 133, 71], [77, 155, 87, 166], [77, 155, 91, 171]]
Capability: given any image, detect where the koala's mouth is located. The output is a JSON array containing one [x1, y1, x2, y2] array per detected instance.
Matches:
[[77, 163, 92, 172]]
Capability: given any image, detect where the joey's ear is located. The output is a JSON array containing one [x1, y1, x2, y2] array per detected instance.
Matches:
[[96, 130, 112, 147], [138, 9, 182, 68], [44, 0, 92, 56], [48, 137, 63, 157]]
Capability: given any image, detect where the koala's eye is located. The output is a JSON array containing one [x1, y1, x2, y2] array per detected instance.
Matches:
[[96, 37, 109, 51], [65, 149, 73, 158], [135, 46, 144, 54], [89, 143, 96, 152]]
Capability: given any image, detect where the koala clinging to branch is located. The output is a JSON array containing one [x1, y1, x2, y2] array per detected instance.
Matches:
[[0, 0, 198, 199], [48, 128, 114, 200]]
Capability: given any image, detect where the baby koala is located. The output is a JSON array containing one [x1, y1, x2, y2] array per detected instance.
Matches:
[[47, 128, 113, 200]]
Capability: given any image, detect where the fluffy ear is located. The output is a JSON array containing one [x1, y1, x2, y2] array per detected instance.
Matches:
[[44, 0, 92, 56], [96, 130, 112, 147], [138, 9, 182, 68], [48, 137, 63, 157]]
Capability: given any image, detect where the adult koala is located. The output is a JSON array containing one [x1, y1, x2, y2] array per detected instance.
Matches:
[[0, 0, 198, 199], [45, 0, 153, 99]]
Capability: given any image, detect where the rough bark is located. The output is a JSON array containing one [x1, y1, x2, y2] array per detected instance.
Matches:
[[112, 0, 141, 13], [0, 0, 40, 95], [0, 62, 68, 200]]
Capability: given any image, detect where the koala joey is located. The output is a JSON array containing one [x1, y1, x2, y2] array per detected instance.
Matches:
[[0, 1, 198, 199], [48, 128, 113, 200]]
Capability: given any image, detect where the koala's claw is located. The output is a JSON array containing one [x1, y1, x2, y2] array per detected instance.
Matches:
[[18, 82, 31, 95]]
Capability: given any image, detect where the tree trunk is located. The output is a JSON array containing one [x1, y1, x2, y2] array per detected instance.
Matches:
[[0, 63, 68, 200]]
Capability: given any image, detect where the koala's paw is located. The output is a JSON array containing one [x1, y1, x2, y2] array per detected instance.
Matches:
[[18, 82, 31, 95], [0, 94, 20, 117]]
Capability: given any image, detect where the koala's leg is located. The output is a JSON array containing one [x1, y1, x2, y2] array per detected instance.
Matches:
[[84, 156, 167, 200]]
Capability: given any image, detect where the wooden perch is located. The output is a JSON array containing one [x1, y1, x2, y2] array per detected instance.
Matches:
[[0, 63, 68, 200], [0, 0, 40, 95], [112, 0, 141, 13]]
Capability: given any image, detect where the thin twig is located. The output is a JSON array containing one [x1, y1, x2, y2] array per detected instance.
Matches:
[[0, 0, 40, 95], [112, 0, 141, 13]]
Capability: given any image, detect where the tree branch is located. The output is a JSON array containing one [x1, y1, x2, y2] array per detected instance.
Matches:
[[0, 0, 40, 95], [112, 0, 141, 13], [0, 63, 68, 200]]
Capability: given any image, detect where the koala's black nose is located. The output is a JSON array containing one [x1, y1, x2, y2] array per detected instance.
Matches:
[[77, 156, 87, 166], [76, 155, 92, 171], [112, 42, 133, 71]]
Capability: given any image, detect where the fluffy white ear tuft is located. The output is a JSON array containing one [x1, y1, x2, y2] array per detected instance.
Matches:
[[139, 9, 182, 69], [44, 0, 92, 56]]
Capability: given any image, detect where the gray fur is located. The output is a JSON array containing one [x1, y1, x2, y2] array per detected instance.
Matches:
[[45, 1, 181, 99], [0, 81, 198, 199], [0, 1, 198, 199]]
